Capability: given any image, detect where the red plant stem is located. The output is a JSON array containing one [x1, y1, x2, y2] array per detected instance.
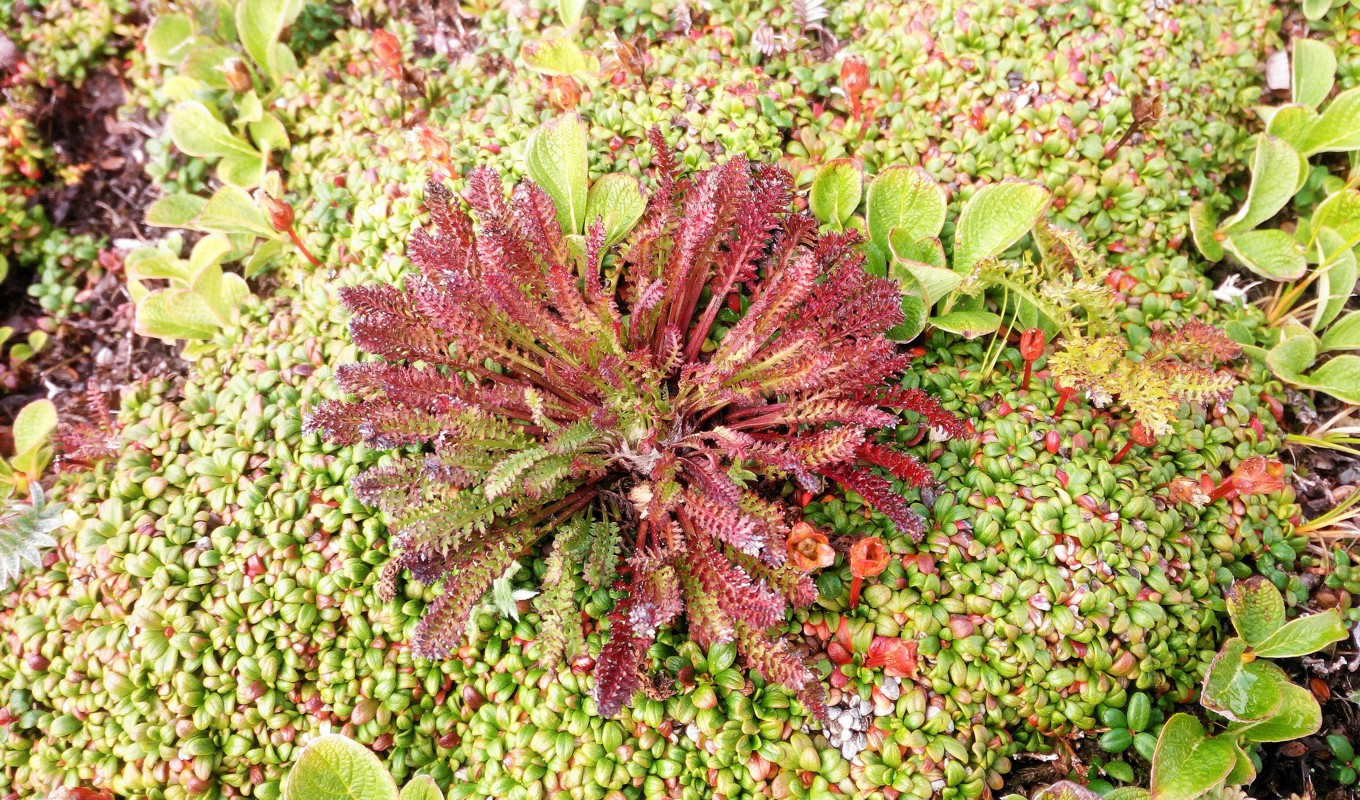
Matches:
[[1208, 480, 1235, 502], [288, 228, 321, 268], [1021, 360, 1034, 391], [1053, 387, 1076, 416], [848, 576, 864, 609], [1111, 439, 1135, 464]]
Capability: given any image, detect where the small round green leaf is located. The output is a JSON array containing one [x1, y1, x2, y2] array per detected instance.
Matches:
[[866, 166, 947, 255], [1225, 576, 1285, 646], [11, 399, 57, 459], [1222, 229, 1308, 281], [398, 775, 444, 800], [1227, 680, 1322, 743], [952, 180, 1051, 274]]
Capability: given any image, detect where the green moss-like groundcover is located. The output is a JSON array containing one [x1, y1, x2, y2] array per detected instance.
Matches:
[[0, 0, 1313, 798]]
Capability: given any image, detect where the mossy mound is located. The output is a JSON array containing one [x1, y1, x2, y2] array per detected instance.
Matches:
[[0, 1, 1319, 799]]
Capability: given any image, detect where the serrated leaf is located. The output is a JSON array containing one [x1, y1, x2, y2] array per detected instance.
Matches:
[[1149, 714, 1237, 800], [810, 159, 863, 230], [889, 233, 947, 268], [931, 310, 1001, 339], [145, 14, 194, 66], [281, 734, 399, 800], [1189, 202, 1223, 262], [168, 102, 260, 160], [12, 400, 56, 459], [1266, 104, 1322, 152], [1225, 742, 1256, 786], [199, 186, 276, 238], [1227, 680, 1323, 742], [1267, 331, 1319, 384], [953, 180, 1051, 274], [1293, 38, 1337, 110], [559, 0, 588, 26], [126, 247, 193, 285], [398, 776, 444, 800], [1033, 782, 1103, 800], [136, 291, 224, 342], [1313, 229, 1357, 331], [1226, 576, 1285, 646], [249, 113, 290, 154], [520, 33, 599, 78], [1322, 311, 1360, 352], [237, 0, 303, 87], [1313, 189, 1360, 246], [525, 114, 589, 235], [146, 194, 208, 229], [584, 173, 645, 246], [1306, 355, 1360, 404], [1201, 638, 1284, 722], [1222, 228, 1308, 280], [217, 154, 268, 189], [1299, 87, 1360, 155], [866, 166, 946, 255], [1222, 136, 1303, 232]]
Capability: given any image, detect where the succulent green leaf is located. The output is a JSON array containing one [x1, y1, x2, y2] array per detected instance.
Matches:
[[1188, 202, 1223, 262], [1330, 734, 1356, 762], [1292, 39, 1337, 110], [1149, 714, 1237, 800], [1126, 693, 1152, 732], [1226, 680, 1323, 743], [236, 0, 303, 87], [1303, 0, 1335, 19], [520, 34, 599, 78], [525, 114, 589, 235], [1221, 229, 1308, 281], [282, 734, 399, 800], [584, 173, 646, 246], [1201, 638, 1285, 722], [952, 180, 1050, 274], [145, 14, 194, 66], [931, 310, 1001, 339], [1298, 87, 1360, 155], [1225, 576, 1285, 645], [1032, 782, 1103, 800], [398, 776, 443, 800], [199, 186, 276, 238], [12, 400, 56, 460], [866, 166, 947, 255], [810, 159, 863, 230], [1221, 136, 1303, 233], [1322, 311, 1360, 352], [146, 194, 208, 229], [1313, 229, 1357, 331], [168, 102, 261, 160]]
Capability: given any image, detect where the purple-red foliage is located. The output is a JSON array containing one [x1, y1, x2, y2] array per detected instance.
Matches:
[[306, 131, 965, 719]]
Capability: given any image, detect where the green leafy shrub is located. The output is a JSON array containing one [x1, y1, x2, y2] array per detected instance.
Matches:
[[1192, 37, 1360, 404]]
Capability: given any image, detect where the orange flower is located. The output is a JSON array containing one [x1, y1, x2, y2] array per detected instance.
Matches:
[[847, 536, 889, 609], [787, 522, 834, 572], [373, 29, 404, 80], [840, 57, 869, 122], [865, 636, 918, 679], [1019, 328, 1046, 391], [850, 536, 889, 578], [1210, 455, 1287, 501]]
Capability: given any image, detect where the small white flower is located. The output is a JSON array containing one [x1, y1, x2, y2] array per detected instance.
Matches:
[[1212, 273, 1260, 307]]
